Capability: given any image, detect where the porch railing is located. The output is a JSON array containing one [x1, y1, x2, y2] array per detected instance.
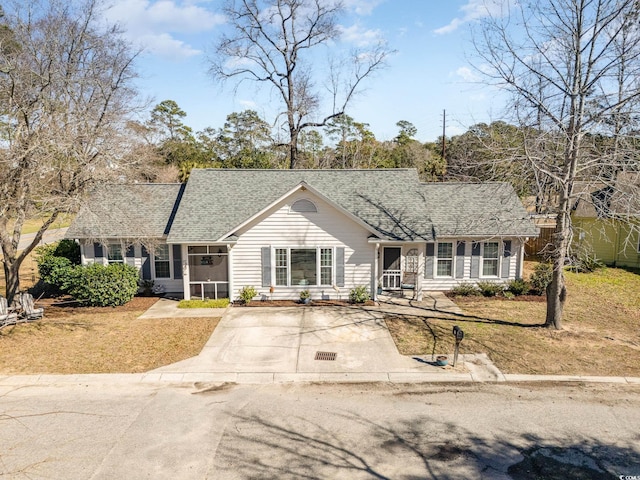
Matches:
[[189, 281, 229, 300], [382, 270, 401, 290]]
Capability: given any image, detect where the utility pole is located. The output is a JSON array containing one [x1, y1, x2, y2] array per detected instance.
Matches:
[[441, 109, 446, 162]]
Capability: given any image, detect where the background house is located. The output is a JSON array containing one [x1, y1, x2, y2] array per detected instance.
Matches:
[[572, 172, 640, 269]]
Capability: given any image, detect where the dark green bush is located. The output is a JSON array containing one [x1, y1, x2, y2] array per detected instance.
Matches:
[[38, 256, 76, 294], [476, 281, 504, 297], [506, 278, 530, 296], [35, 239, 81, 265], [67, 263, 139, 307], [529, 262, 553, 295], [450, 283, 480, 296]]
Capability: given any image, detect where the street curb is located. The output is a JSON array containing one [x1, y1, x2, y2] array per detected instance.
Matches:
[[1, 372, 639, 387]]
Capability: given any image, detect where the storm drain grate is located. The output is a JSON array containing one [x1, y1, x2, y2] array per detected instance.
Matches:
[[315, 351, 337, 361]]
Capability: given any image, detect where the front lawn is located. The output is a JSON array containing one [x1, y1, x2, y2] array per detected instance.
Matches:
[[0, 297, 220, 374], [385, 267, 640, 377]]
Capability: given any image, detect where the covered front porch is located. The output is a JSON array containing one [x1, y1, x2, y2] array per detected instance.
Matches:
[[373, 242, 425, 301], [181, 244, 231, 300]]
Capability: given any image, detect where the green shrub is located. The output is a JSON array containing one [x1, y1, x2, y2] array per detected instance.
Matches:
[[503, 291, 515, 300], [476, 281, 504, 297], [238, 285, 258, 304], [37, 256, 76, 294], [178, 298, 230, 308], [35, 239, 80, 265], [450, 283, 480, 296], [299, 289, 311, 300], [67, 263, 139, 307], [349, 285, 370, 303], [529, 262, 553, 295], [506, 278, 530, 296]]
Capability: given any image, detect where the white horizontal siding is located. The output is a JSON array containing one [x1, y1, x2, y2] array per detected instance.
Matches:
[[232, 190, 374, 301], [423, 238, 525, 291], [80, 240, 184, 294]]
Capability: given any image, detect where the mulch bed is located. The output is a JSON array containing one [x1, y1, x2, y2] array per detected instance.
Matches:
[[445, 293, 547, 303], [36, 296, 159, 319], [241, 299, 376, 307]]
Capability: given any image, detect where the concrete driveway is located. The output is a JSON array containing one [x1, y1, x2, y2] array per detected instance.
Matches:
[[153, 304, 454, 379]]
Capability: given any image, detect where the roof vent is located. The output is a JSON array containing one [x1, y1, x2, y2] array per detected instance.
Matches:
[[290, 199, 317, 213]]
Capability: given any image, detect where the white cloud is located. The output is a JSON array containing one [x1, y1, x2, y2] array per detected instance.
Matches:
[[104, 0, 225, 60], [342, 0, 384, 16], [434, 0, 512, 35], [338, 23, 383, 46], [239, 99, 257, 109], [453, 66, 479, 82]]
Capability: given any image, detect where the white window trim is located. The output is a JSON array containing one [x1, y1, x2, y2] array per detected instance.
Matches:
[[106, 243, 124, 264], [152, 245, 172, 279], [480, 241, 501, 278], [435, 242, 454, 278], [272, 246, 335, 287]]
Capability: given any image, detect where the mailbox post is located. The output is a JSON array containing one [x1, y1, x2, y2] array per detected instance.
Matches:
[[452, 326, 464, 367]]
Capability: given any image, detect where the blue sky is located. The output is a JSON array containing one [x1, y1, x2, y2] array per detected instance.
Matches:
[[104, 0, 507, 143]]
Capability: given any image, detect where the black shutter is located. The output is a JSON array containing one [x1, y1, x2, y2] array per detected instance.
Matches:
[[335, 247, 345, 287], [501, 240, 512, 278], [172, 245, 182, 279], [455, 241, 465, 279], [93, 243, 103, 260], [261, 247, 271, 287], [141, 246, 152, 280], [425, 243, 434, 279], [470, 242, 481, 278], [125, 246, 135, 258]]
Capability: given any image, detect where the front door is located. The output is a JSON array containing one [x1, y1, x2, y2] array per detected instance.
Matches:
[[382, 247, 401, 289]]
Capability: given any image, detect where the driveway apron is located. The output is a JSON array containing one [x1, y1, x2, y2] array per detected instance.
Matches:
[[154, 305, 436, 375]]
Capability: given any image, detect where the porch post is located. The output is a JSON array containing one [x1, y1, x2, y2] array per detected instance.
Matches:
[[182, 244, 190, 300], [416, 245, 424, 301], [373, 243, 379, 300], [227, 244, 233, 302]]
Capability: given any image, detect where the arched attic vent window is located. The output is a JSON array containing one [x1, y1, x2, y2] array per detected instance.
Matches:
[[290, 199, 318, 213]]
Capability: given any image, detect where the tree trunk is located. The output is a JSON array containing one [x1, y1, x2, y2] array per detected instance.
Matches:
[[2, 257, 20, 305]]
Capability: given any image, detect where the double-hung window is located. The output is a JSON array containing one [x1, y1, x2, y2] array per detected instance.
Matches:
[[320, 248, 333, 285], [107, 244, 123, 264], [274, 247, 334, 286], [436, 242, 453, 277], [482, 242, 499, 276], [154, 245, 171, 278]]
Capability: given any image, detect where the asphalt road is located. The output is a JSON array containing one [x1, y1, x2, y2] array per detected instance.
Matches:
[[1, 381, 638, 479]]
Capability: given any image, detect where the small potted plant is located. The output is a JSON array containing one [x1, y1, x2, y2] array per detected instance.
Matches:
[[299, 289, 311, 304]]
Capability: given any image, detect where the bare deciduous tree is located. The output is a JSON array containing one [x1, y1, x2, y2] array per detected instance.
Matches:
[[0, 0, 141, 302], [474, 0, 640, 329], [208, 0, 390, 169]]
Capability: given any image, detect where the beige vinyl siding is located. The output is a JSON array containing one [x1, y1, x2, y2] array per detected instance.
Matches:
[[232, 190, 374, 300]]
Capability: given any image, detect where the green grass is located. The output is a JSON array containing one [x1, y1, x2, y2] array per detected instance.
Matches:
[[178, 298, 230, 309]]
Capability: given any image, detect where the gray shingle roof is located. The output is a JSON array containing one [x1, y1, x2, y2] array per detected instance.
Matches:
[[167, 169, 434, 243], [65, 184, 183, 240], [421, 182, 539, 237], [65, 169, 538, 243], [166, 169, 537, 243]]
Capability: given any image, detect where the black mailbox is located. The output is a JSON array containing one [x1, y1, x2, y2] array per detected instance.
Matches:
[[453, 326, 464, 341]]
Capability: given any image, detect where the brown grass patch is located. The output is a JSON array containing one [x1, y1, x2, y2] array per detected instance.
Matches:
[[0, 297, 220, 374], [386, 267, 640, 377]]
